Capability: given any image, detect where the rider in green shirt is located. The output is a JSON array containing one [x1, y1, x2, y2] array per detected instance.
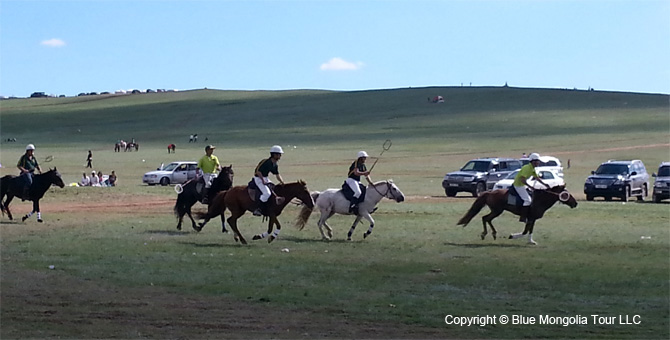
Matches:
[[513, 153, 549, 222], [16, 144, 42, 200]]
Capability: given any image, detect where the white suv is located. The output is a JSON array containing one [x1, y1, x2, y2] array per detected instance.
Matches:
[[521, 155, 563, 177]]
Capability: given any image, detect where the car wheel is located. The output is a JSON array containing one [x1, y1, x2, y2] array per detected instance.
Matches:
[[653, 194, 661, 203], [586, 194, 594, 201], [622, 186, 630, 202], [160, 177, 170, 186], [445, 188, 457, 197], [604, 196, 612, 201], [474, 182, 486, 197], [637, 184, 647, 201]]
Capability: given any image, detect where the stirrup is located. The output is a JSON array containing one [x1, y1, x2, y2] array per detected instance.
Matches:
[[253, 208, 263, 216]]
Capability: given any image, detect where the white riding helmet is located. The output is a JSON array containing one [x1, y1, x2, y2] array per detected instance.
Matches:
[[357, 151, 369, 158], [26, 144, 35, 151], [270, 145, 284, 154], [529, 153, 541, 161]]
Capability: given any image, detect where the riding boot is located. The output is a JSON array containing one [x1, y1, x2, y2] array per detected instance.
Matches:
[[201, 188, 210, 204], [253, 201, 265, 216], [519, 206, 530, 222], [22, 187, 30, 201]]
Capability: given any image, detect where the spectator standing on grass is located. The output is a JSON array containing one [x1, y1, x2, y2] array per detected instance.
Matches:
[[86, 150, 93, 168]]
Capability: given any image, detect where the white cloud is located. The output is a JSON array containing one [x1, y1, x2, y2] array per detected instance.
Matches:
[[320, 57, 364, 71], [41, 38, 66, 47]]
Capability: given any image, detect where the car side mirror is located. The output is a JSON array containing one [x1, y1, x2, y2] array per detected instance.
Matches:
[[591, 171, 595, 175], [157, 168, 160, 170], [652, 173, 657, 177], [630, 171, 637, 176]]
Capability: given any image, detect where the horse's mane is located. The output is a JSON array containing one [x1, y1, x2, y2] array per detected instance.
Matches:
[[371, 179, 392, 186]]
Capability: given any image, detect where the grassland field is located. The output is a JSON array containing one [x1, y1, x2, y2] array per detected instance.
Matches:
[[0, 87, 668, 339]]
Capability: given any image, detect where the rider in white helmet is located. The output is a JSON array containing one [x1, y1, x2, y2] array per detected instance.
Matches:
[[252, 145, 285, 216], [513, 152, 549, 222], [16, 144, 42, 200], [345, 151, 373, 214]]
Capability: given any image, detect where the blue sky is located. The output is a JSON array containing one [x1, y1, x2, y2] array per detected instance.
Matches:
[[1, 0, 669, 97]]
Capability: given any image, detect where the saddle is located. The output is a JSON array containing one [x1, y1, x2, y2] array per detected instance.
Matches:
[[247, 179, 284, 204], [507, 186, 531, 208], [341, 182, 366, 203]]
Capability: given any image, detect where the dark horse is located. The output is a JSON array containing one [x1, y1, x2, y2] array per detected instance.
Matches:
[[1, 168, 66, 222], [456, 185, 578, 245], [173, 165, 234, 231], [196, 180, 315, 244]]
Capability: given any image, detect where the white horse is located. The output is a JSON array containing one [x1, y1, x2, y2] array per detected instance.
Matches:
[[296, 180, 405, 240]]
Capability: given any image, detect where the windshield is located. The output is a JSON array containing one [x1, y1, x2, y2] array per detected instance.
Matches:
[[595, 164, 629, 175], [161, 163, 179, 171], [658, 166, 670, 177], [461, 161, 491, 172]]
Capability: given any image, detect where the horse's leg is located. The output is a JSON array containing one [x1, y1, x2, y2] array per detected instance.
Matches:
[[324, 212, 336, 239], [187, 208, 199, 232], [268, 217, 281, 243], [3, 195, 14, 220], [22, 200, 38, 222], [220, 213, 228, 233], [226, 208, 246, 244], [316, 209, 331, 240], [35, 200, 42, 223], [481, 209, 503, 240], [526, 220, 537, 245], [361, 213, 376, 239], [346, 215, 364, 241]]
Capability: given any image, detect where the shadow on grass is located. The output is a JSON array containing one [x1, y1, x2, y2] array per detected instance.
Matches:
[[280, 235, 350, 244], [145, 229, 193, 236], [444, 242, 526, 248], [0, 220, 24, 225]]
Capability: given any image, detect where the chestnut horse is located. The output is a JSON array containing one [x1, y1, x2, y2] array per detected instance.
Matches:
[[456, 185, 577, 244], [196, 180, 314, 244]]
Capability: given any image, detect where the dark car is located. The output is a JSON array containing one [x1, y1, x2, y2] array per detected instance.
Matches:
[[442, 158, 523, 197], [652, 162, 670, 203], [584, 160, 649, 202]]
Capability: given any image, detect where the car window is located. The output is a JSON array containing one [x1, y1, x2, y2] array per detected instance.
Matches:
[[162, 163, 178, 171], [509, 160, 522, 169], [506, 170, 520, 179], [461, 161, 491, 172], [541, 160, 558, 167], [187, 164, 197, 171], [595, 164, 628, 175], [539, 171, 554, 180], [658, 166, 670, 177]]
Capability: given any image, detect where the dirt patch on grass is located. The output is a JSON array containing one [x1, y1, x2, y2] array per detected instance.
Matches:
[[1, 265, 447, 339]]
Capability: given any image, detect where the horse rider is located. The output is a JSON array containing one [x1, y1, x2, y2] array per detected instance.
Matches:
[[346, 151, 373, 214], [252, 145, 285, 216], [17, 144, 42, 201], [513, 152, 549, 222], [196, 145, 222, 204]]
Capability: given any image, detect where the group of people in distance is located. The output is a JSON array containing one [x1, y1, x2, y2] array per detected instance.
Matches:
[[79, 170, 116, 187]]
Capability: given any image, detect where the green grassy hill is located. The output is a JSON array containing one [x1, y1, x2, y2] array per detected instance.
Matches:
[[1, 86, 668, 196]]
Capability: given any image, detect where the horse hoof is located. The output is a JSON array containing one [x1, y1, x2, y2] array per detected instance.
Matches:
[[346, 237, 352, 241], [508, 235, 514, 239], [176, 226, 182, 231], [221, 228, 228, 233], [37, 219, 43, 223], [528, 241, 537, 245], [21, 215, 28, 222], [492, 233, 497, 240], [363, 232, 370, 239], [268, 236, 275, 243], [252, 235, 262, 240], [480, 234, 486, 240]]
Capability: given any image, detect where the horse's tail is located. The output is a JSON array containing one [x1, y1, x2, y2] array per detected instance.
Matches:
[[456, 192, 489, 227], [295, 191, 319, 231]]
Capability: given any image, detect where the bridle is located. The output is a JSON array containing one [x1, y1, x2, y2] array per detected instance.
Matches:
[[537, 187, 571, 203], [371, 181, 399, 201]]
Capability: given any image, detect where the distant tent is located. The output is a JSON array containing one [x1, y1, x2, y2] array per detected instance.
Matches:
[[433, 95, 444, 103]]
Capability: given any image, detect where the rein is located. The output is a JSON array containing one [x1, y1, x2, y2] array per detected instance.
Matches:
[[537, 188, 571, 202], [370, 181, 397, 200]]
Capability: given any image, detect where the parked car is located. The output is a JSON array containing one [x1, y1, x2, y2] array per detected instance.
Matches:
[[143, 161, 197, 186], [652, 162, 670, 203], [493, 168, 565, 190], [583, 160, 649, 202], [442, 158, 523, 197], [520, 155, 563, 177]]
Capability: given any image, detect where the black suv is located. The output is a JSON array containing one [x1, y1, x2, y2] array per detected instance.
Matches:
[[442, 158, 523, 197], [584, 160, 649, 202], [652, 162, 670, 203]]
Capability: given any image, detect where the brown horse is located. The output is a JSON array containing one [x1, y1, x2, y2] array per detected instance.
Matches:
[[196, 180, 315, 244], [456, 185, 577, 244]]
